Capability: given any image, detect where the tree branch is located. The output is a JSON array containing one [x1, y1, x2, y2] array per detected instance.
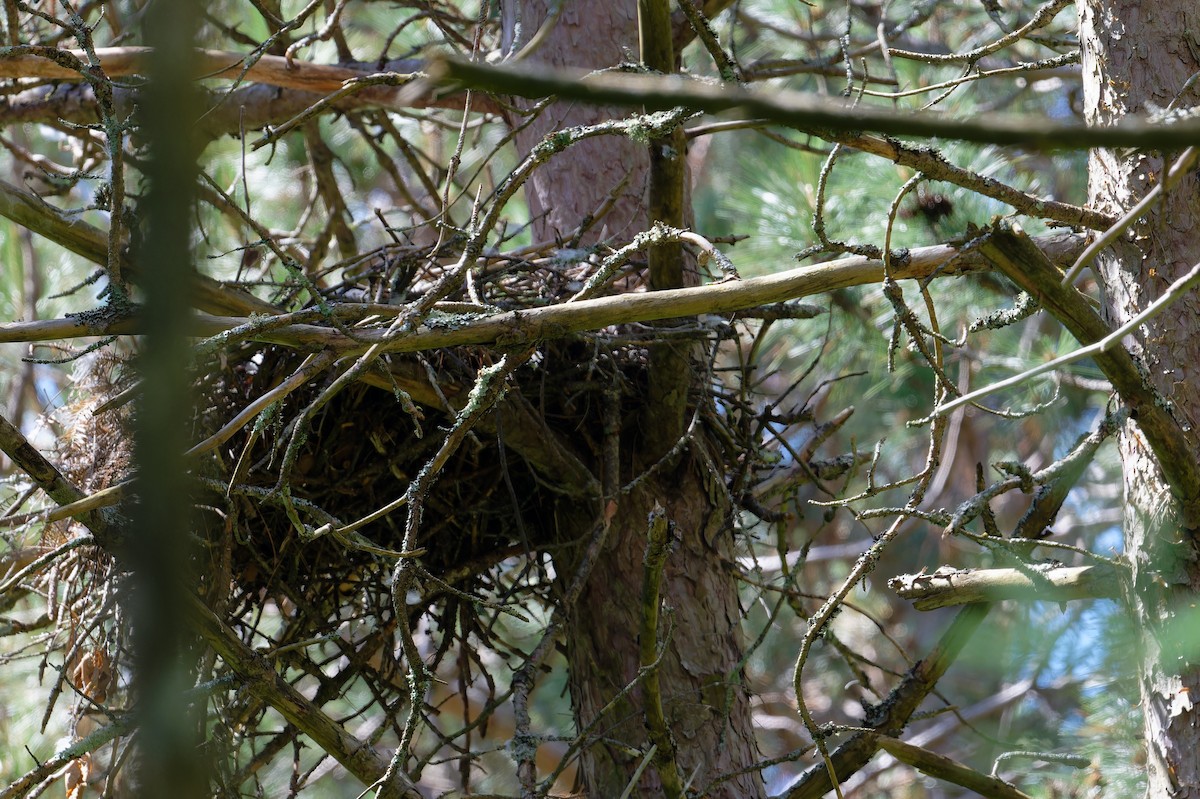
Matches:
[[428, 56, 1200, 151], [978, 224, 1200, 526], [641, 0, 692, 460], [0, 232, 1088, 353], [640, 503, 684, 798], [825, 130, 1113, 230], [874, 736, 1035, 799], [0, 46, 420, 96], [781, 604, 991, 799], [889, 563, 1124, 610], [0, 178, 278, 317], [0, 411, 124, 549], [187, 597, 423, 799]]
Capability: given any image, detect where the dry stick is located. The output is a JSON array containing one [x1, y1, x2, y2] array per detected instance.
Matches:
[[251, 71, 421, 150], [991, 750, 1090, 778], [185, 350, 337, 458], [0, 482, 124, 530], [792, 288, 956, 797], [0, 411, 123, 548], [886, 0, 1072, 65], [0, 46, 407, 95], [50, 18, 130, 295], [939, 407, 1123, 537], [427, 55, 1200, 151], [860, 51, 1078, 100], [0, 534, 94, 596]]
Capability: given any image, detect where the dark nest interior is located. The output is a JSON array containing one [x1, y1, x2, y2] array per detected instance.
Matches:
[[192, 339, 616, 589]]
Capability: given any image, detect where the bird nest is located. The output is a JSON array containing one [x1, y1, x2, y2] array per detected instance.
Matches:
[[31, 236, 772, 790], [189, 338, 614, 612]]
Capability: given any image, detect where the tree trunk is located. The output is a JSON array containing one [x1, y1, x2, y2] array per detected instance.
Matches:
[[1080, 4, 1200, 796], [508, 1, 763, 795], [503, 0, 645, 245]]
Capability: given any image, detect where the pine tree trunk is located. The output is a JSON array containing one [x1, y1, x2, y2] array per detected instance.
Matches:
[[563, 462, 763, 798], [507, 1, 764, 795], [1080, 4, 1200, 796]]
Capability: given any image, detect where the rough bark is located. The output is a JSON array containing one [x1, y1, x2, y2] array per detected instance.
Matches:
[[562, 460, 763, 797], [1079, 3, 1200, 796], [509, 1, 763, 795], [504, 1, 646, 246]]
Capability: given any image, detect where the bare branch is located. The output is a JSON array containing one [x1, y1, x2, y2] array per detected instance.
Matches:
[[0, 233, 1086, 353], [889, 563, 1125, 610], [429, 55, 1200, 151], [0, 178, 279, 316], [187, 597, 423, 799], [0, 411, 123, 548], [978, 224, 1200, 526], [0, 46, 418, 97], [782, 605, 991, 799], [875, 736, 1035, 799]]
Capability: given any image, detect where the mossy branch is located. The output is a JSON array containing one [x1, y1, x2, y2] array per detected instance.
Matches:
[[640, 503, 684, 798], [1, 233, 1088, 352]]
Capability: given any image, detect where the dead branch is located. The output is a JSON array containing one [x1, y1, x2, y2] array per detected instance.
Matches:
[[0, 47, 418, 96], [429, 55, 1200, 151], [889, 563, 1125, 611], [874, 736, 1035, 799], [781, 604, 991, 799]]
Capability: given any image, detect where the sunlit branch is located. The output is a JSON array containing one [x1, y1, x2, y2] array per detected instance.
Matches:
[[0, 46, 418, 97], [888, 563, 1124, 610], [0, 233, 1088, 353], [886, 0, 1072, 65], [0, 178, 278, 316], [936, 260, 1200, 418]]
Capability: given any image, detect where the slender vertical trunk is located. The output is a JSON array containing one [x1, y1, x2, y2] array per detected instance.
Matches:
[[1080, 4, 1200, 796], [508, 1, 763, 795]]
